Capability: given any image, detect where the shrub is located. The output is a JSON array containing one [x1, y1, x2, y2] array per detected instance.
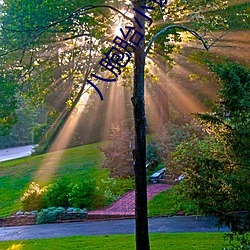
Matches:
[[223, 233, 250, 250], [93, 177, 134, 209], [67, 207, 87, 213], [93, 178, 117, 209], [113, 177, 134, 197], [167, 135, 242, 214], [21, 182, 45, 211], [43, 177, 71, 208], [36, 206, 64, 224], [68, 180, 94, 209], [169, 62, 250, 233]]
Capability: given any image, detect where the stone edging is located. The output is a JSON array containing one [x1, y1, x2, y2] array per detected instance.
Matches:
[[0, 212, 87, 227]]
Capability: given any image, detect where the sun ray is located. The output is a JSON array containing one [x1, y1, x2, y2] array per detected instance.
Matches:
[[100, 82, 129, 141], [35, 93, 89, 184]]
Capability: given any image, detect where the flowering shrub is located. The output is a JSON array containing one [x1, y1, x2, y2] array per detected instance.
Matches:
[[21, 182, 45, 211], [93, 177, 134, 209]]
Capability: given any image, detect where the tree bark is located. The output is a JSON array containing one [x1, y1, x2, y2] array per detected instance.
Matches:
[[131, 1, 150, 250]]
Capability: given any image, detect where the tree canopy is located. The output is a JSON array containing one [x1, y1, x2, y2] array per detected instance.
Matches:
[[0, 0, 248, 134]]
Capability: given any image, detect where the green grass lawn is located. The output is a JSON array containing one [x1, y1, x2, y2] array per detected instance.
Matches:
[[0, 140, 196, 218], [1, 140, 184, 219], [148, 186, 199, 217], [0, 143, 104, 217], [0, 233, 231, 250]]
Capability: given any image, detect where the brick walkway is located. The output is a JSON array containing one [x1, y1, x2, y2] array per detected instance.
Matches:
[[88, 184, 171, 219]]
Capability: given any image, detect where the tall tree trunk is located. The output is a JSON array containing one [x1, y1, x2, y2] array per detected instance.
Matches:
[[132, 1, 150, 250]]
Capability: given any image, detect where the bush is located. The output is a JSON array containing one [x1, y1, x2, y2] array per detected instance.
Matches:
[[68, 180, 94, 209], [113, 177, 135, 197], [93, 178, 117, 208], [36, 206, 64, 224], [21, 182, 45, 211], [67, 207, 86, 213], [167, 135, 242, 213], [21, 177, 100, 212], [22, 175, 133, 212], [223, 233, 250, 250], [43, 177, 71, 208], [93, 177, 134, 209]]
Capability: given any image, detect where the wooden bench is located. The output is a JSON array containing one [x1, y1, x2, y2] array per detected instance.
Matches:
[[149, 168, 165, 184], [175, 174, 185, 182]]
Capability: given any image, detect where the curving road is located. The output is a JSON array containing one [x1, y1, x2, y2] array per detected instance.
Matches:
[[0, 145, 37, 162], [0, 216, 230, 241]]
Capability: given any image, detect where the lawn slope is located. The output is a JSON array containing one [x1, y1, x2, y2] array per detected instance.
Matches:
[[0, 143, 103, 217]]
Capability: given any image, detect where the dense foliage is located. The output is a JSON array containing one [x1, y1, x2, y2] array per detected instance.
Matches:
[[0, 0, 248, 141], [43, 177, 71, 208], [167, 61, 250, 233], [0, 75, 18, 136], [147, 122, 206, 168], [21, 175, 134, 212], [36, 206, 65, 224]]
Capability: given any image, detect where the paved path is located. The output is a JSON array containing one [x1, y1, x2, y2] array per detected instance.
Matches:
[[0, 145, 37, 162], [0, 216, 230, 241], [88, 184, 171, 218]]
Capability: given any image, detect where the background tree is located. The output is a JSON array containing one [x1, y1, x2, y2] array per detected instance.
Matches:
[[99, 124, 133, 178], [146, 122, 206, 169], [0, 0, 109, 149], [168, 61, 250, 233], [0, 73, 18, 136]]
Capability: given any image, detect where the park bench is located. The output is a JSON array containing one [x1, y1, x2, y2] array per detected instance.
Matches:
[[149, 168, 165, 184], [175, 174, 185, 182]]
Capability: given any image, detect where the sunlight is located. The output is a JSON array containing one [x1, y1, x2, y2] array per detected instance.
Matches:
[[35, 93, 90, 184], [100, 82, 128, 141], [35, 39, 214, 184], [77, 84, 107, 144], [114, 23, 123, 36], [145, 55, 208, 127], [211, 30, 250, 65], [6, 244, 23, 250], [163, 67, 207, 114], [57, 81, 131, 145]]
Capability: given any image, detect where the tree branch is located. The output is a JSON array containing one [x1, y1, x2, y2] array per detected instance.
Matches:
[[205, 30, 230, 49], [145, 25, 211, 56], [0, 4, 133, 57]]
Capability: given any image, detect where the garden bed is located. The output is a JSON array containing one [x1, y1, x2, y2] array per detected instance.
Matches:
[[0, 210, 88, 227]]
